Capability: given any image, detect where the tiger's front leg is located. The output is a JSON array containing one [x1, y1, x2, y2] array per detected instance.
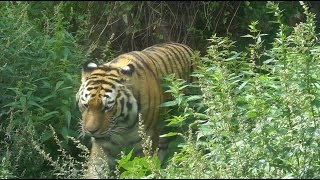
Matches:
[[86, 141, 114, 179]]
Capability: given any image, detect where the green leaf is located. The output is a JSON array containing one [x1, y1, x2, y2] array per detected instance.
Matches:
[[40, 93, 57, 102], [54, 81, 64, 91], [122, 14, 128, 25], [42, 111, 59, 121], [197, 123, 214, 140], [241, 34, 254, 38], [64, 110, 71, 128], [160, 132, 177, 138], [166, 115, 186, 126], [160, 100, 177, 107], [238, 81, 249, 90], [60, 127, 69, 142], [19, 96, 27, 108], [225, 53, 240, 61], [117, 149, 133, 169], [7, 88, 22, 95], [41, 130, 54, 143], [4, 101, 19, 108], [186, 95, 202, 102], [57, 86, 72, 91], [246, 111, 257, 119], [28, 101, 44, 110], [194, 113, 208, 119], [66, 129, 80, 138], [257, 36, 262, 43]]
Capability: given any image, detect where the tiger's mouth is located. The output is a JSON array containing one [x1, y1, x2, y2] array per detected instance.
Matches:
[[83, 129, 109, 138]]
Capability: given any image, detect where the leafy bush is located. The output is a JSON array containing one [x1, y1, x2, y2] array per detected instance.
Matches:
[[0, 2, 86, 178], [156, 1, 320, 178]]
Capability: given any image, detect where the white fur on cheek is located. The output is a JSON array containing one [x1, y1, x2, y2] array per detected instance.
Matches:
[[82, 88, 91, 105], [102, 91, 117, 108]]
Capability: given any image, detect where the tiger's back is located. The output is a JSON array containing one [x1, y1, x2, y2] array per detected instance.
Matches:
[[108, 42, 193, 133], [76, 42, 193, 178], [109, 42, 193, 83]]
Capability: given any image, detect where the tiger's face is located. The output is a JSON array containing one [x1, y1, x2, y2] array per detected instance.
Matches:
[[76, 62, 137, 138]]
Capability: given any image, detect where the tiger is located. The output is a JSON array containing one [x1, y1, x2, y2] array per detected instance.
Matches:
[[76, 42, 194, 178]]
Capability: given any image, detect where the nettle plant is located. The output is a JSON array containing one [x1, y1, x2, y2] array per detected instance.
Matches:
[[193, 1, 320, 178]]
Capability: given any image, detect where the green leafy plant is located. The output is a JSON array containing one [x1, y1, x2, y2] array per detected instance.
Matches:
[[116, 113, 162, 178]]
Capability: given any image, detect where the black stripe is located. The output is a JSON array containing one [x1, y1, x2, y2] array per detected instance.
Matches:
[[146, 87, 158, 132], [166, 45, 186, 78], [108, 77, 122, 83], [107, 100, 115, 104], [164, 46, 183, 78], [119, 113, 127, 122], [154, 48, 175, 75], [129, 51, 155, 73], [126, 101, 132, 111], [86, 86, 99, 91], [120, 100, 137, 129], [143, 53, 164, 77], [168, 44, 191, 79], [139, 52, 159, 77], [129, 52, 158, 81], [90, 73, 107, 76], [119, 97, 125, 117], [123, 90, 131, 98], [137, 92, 141, 112], [89, 73, 119, 80], [149, 50, 171, 75], [107, 73, 119, 78], [105, 89, 112, 93], [88, 79, 116, 89], [177, 44, 193, 56], [167, 44, 187, 65], [101, 87, 114, 94], [145, 85, 153, 131], [127, 115, 138, 129], [148, 51, 169, 75]]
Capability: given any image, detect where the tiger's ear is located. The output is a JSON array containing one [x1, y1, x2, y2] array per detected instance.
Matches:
[[120, 64, 135, 76], [81, 61, 98, 83]]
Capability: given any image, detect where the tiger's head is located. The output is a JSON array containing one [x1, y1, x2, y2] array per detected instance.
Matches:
[[76, 61, 138, 139]]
